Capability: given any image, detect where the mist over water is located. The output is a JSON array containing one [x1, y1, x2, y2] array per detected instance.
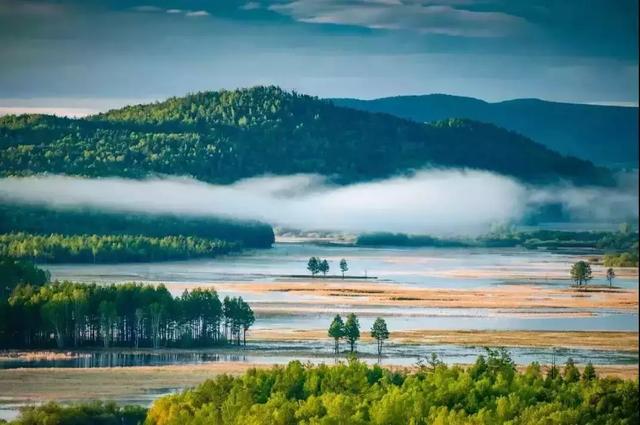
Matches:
[[0, 169, 637, 236]]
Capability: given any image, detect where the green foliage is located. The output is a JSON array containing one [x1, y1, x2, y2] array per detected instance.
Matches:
[[344, 313, 360, 353], [6, 401, 146, 425], [0, 256, 49, 298], [583, 362, 597, 382], [603, 248, 639, 267], [0, 280, 254, 349], [143, 357, 639, 425], [0, 232, 238, 263], [339, 259, 348, 277], [328, 314, 345, 354], [319, 259, 329, 276], [563, 358, 581, 383], [570, 261, 593, 287], [370, 317, 389, 357], [0, 204, 274, 249], [307, 257, 320, 276], [0, 87, 613, 186]]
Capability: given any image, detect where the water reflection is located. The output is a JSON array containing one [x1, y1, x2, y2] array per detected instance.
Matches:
[[1, 340, 637, 370]]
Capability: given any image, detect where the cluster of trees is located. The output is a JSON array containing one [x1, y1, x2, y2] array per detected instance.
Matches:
[[0, 258, 255, 349], [328, 314, 389, 357], [307, 257, 349, 277], [0, 232, 239, 263], [0, 204, 275, 249], [0, 87, 613, 186], [140, 351, 638, 425], [307, 257, 329, 276], [570, 261, 620, 289]]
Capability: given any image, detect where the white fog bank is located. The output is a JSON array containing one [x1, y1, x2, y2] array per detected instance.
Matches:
[[0, 170, 637, 236]]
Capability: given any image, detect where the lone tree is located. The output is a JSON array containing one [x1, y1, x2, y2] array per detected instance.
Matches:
[[344, 313, 360, 353], [319, 259, 330, 276], [570, 261, 592, 288], [606, 267, 616, 288], [328, 314, 345, 355], [307, 257, 320, 277], [339, 259, 349, 278], [370, 317, 390, 358]]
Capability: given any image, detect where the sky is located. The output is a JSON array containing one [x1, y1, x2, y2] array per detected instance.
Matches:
[[0, 0, 638, 115]]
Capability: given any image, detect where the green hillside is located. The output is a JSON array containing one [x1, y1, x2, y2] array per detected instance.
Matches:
[[0, 86, 612, 185], [332, 94, 638, 168]]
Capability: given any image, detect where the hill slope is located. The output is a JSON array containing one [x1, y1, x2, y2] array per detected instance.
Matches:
[[0, 86, 612, 185], [332, 94, 638, 168]]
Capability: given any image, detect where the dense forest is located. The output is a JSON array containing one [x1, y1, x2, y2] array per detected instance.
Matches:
[[332, 94, 639, 168], [0, 204, 275, 249], [0, 257, 254, 349], [0, 233, 240, 263], [0, 87, 612, 186], [136, 351, 636, 425], [5, 353, 637, 425]]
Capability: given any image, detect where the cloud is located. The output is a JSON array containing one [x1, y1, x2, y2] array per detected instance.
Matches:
[[185, 10, 210, 17], [0, 170, 636, 236], [241, 2, 262, 11], [269, 0, 530, 37], [131, 5, 209, 18]]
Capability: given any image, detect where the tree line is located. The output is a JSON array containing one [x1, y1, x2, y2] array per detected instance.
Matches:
[[357, 227, 639, 252], [0, 257, 254, 349], [0, 232, 239, 263], [570, 260, 619, 289], [0, 203, 275, 249]]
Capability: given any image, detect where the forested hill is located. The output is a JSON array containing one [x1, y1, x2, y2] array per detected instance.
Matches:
[[332, 94, 638, 168], [0, 86, 613, 186]]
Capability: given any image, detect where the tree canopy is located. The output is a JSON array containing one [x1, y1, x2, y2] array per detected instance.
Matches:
[[0, 87, 613, 186], [570, 261, 593, 287], [140, 354, 638, 425], [1, 271, 255, 349]]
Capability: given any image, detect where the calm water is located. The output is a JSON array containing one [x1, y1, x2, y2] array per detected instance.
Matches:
[[42, 243, 639, 333], [1, 341, 637, 370], [45, 243, 638, 289]]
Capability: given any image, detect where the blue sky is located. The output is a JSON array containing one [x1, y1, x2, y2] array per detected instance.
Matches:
[[0, 0, 637, 114]]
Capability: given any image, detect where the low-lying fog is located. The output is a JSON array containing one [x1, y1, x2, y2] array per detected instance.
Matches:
[[0, 169, 637, 236]]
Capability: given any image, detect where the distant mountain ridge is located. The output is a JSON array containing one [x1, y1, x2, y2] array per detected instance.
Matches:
[[332, 94, 638, 168], [0, 86, 613, 186]]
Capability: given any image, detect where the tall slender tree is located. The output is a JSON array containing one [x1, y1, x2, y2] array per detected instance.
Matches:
[[307, 257, 320, 277], [319, 259, 330, 276], [606, 268, 616, 288], [370, 317, 389, 358], [339, 259, 348, 278], [328, 314, 345, 355], [344, 313, 360, 353]]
